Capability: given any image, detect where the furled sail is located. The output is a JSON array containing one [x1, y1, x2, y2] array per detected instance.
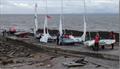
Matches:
[[34, 3, 38, 36]]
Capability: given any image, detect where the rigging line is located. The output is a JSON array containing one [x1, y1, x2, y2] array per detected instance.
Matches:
[[83, 0, 87, 23], [46, 0, 48, 15], [61, 0, 63, 18], [45, 0, 48, 34]]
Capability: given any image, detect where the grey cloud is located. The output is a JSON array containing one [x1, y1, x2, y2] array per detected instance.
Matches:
[[0, 0, 119, 14]]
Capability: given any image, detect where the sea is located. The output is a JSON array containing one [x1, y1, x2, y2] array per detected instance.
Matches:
[[0, 14, 119, 33]]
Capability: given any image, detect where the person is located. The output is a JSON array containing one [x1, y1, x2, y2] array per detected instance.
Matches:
[[109, 31, 115, 49], [2, 30, 7, 37], [56, 33, 60, 45], [94, 33, 100, 51], [59, 34, 64, 45]]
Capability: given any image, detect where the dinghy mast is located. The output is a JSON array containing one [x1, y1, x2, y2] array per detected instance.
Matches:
[[34, 2, 38, 36], [81, 0, 87, 41], [59, 0, 63, 36], [44, 15, 47, 35], [40, 0, 50, 43], [43, 0, 48, 35]]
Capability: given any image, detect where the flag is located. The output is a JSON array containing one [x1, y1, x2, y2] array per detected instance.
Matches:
[[47, 15, 52, 19], [9, 26, 16, 32]]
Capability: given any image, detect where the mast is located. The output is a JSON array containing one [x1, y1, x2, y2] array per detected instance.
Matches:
[[89, 32, 91, 40], [43, 0, 48, 35], [34, 2, 38, 36], [44, 14, 47, 35], [82, 0, 87, 41], [46, 0, 49, 34], [59, 0, 63, 36]]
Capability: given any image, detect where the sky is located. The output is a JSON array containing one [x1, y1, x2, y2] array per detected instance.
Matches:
[[0, 0, 119, 14]]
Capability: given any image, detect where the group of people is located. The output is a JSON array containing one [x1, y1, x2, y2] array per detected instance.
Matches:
[[93, 31, 115, 51], [2, 26, 16, 37], [2, 26, 116, 51], [56, 33, 63, 45]]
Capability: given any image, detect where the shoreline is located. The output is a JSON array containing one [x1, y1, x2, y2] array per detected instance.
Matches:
[[1, 34, 119, 61], [36, 29, 119, 42], [0, 28, 119, 42], [0, 32, 119, 69]]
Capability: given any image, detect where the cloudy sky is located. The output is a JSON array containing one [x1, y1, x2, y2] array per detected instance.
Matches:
[[0, 0, 119, 14]]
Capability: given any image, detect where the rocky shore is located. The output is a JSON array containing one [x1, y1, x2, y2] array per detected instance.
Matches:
[[0, 38, 58, 68], [0, 35, 119, 69], [0, 41, 33, 58]]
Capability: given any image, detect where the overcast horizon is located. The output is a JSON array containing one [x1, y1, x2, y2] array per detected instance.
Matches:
[[0, 0, 119, 14]]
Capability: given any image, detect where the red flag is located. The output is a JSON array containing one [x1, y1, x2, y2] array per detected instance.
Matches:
[[9, 26, 16, 32], [47, 15, 52, 19]]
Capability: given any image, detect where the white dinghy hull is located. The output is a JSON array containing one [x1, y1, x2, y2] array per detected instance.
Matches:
[[84, 39, 116, 47], [40, 33, 51, 43]]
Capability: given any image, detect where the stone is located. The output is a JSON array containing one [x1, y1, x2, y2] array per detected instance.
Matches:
[[0, 40, 33, 58], [46, 64, 52, 68], [1, 60, 14, 65]]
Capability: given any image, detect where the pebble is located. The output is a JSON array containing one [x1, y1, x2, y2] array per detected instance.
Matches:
[[0, 41, 33, 58], [0, 40, 34, 65]]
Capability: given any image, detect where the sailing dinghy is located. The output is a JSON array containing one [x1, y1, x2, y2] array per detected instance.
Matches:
[[40, 15, 52, 43], [58, 0, 74, 45], [33, 2, 39, 38], [58, 0, 86, 45], [83, 0, 116, 47], [84, 39, 116, 47], [40, 0, 55, 43]]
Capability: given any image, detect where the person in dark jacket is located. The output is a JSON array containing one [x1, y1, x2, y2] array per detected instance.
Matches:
[[109, 31, 115, 49], [2, 30, 7, 37], [94, 33, 100, 51], [56, 33, 60, 45]]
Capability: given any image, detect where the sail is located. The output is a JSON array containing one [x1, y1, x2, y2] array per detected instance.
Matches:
[[81, 0, 87, 41], [43, 16, 47, 35], [34, 3, 38, 36], [59, 0, 63, 36], [59, 15, 63, 36], [40, 16, 48, 43], [40, 15, 51, 43], [40, 34, 49, 43], [40, 0, 51, 43], [81, 16, 87, 41]]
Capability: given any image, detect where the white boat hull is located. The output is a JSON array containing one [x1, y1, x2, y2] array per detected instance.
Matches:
[[69, 35, 83, 43], [40, 34, 52, 43], [72, 37, 82, 43], [84, 39, 116, 46]]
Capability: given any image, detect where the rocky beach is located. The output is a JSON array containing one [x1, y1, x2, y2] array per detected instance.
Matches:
[[0, 34, 119, 69]]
